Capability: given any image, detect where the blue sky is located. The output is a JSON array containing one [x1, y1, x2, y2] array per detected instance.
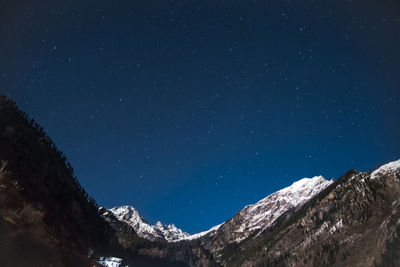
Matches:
[[1, 0, 400, 233]]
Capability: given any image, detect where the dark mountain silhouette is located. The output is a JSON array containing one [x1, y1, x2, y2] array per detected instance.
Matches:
[[0, 96, 190, 266]]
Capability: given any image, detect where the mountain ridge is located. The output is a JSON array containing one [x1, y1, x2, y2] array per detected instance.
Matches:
[[106, 205, 191, 242], [106, 175, 333, 245]]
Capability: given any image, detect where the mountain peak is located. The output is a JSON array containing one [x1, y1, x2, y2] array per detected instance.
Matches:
[[272, 175, 331, 205], [371, 159, 400, 180], [208, 175, 333, 246], [108, 206, 190, 242], [250, 175, 332, 214], [110, 206, 146, 223]]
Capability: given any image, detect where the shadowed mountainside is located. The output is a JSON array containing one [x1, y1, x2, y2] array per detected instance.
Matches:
[[0, 96, 194, 266]]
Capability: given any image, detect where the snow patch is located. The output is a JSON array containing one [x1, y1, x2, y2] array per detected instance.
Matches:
[[329, 219, 343, 234], [235, 236, 247, 243], [315, 221, 329, 236], [97, 257, 124, 267]]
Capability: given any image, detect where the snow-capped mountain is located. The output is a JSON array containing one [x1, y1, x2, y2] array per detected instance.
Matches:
[[101, 164, 400, 266], [203, 175, 333, 256], [109, 206, 221, 242], [108, 206, 188, 242], [234, 175, 333, 237], [217, 160, 400, 266], [108, 176, 332, 245], [108, 205, 220, 242]]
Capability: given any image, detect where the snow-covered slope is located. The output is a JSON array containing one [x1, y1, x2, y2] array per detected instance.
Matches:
[[238, 176, 333, 234], [371, 159, 400, 180], [207, 176, 334, 247]]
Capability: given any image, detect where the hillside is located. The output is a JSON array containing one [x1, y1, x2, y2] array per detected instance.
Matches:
[[0, 96, 190, 266]]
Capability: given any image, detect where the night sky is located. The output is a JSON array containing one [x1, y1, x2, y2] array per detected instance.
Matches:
[[1, 0, 400, 233]]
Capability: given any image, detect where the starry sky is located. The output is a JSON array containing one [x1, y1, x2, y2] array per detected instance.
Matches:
[[1, 0, 400, 233]]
